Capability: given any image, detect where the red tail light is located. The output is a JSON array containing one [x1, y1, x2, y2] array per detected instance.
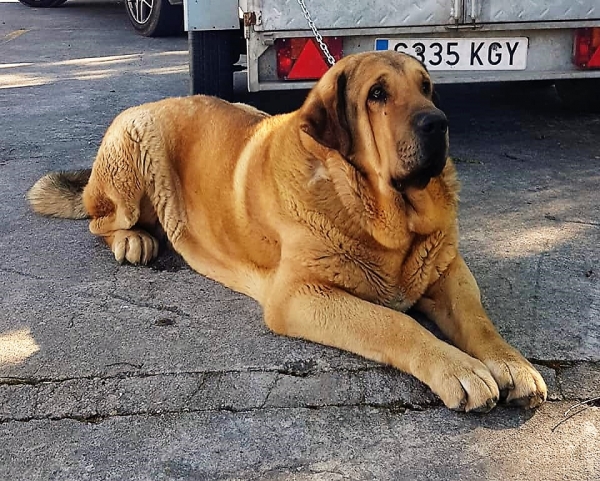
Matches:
[[573, 28, 600, 69], [276, 37, 343, 80]]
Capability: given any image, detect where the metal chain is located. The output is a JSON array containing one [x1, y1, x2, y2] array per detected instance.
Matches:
[[296, 0, 336, 66]]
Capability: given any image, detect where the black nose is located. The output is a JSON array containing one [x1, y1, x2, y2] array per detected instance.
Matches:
[[414, 110, 448, 136]]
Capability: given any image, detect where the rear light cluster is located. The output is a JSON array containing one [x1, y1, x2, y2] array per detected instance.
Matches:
[[275, 37, 343, 80], [573, 28, 600, 68]]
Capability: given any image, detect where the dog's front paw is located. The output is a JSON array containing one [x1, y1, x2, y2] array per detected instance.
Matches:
[[112, 229, 159, 265], [482, 351, 547, 409], [425, 346, 500, 413]]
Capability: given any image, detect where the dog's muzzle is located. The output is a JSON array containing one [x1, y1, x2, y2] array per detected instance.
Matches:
[[414, 109, 448, 171], [394, 109, 449, 191]]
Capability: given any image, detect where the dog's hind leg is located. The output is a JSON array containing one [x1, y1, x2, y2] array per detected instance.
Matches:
[[83, 119, 161, 265]]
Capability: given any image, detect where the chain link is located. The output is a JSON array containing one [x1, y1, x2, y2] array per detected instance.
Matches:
[[296, 0, 336, 66]]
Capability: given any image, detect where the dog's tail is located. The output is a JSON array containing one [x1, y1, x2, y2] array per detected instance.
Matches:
[[27, 169, 92, 219]]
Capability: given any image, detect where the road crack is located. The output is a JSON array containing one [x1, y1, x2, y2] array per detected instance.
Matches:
[[0, 266, 44, 280], [107, 291, 191, 319]]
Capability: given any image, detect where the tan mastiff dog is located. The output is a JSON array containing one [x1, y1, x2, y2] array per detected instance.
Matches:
[[28, 51, 547, 412]]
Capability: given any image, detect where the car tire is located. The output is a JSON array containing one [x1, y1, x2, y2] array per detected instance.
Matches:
[[124, 0, 183, 37], [18, 0, 68, 7], [555, 79, 600, 112], [188, 30, 237, 100]]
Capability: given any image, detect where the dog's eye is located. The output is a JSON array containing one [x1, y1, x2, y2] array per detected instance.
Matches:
[[368, 85, 387, 102], [422, 79, 432, 96]]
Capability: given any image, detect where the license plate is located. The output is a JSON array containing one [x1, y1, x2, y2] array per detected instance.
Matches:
[[375, 38, 528, 71]]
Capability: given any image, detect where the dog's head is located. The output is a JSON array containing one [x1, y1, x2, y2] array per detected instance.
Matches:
[[299, 51, 448, 191]]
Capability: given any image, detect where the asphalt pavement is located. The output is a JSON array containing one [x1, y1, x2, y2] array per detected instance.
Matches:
[[1, 1, 599, 479]]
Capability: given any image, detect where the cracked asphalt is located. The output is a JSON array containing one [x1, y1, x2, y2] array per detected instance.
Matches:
[[1, 1, 599, 479]]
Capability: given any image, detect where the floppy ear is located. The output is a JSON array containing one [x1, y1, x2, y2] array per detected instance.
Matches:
[[299, 72, 353, 158]]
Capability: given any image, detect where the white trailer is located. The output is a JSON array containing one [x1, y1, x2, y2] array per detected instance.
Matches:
[[185, 0, 600, 109]]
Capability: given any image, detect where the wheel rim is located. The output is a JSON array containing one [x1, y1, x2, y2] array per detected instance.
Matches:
[[127, 0, 154, 25]]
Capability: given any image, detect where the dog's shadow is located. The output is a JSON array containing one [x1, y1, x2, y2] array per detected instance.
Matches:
[[148, 246, 189, 273]]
